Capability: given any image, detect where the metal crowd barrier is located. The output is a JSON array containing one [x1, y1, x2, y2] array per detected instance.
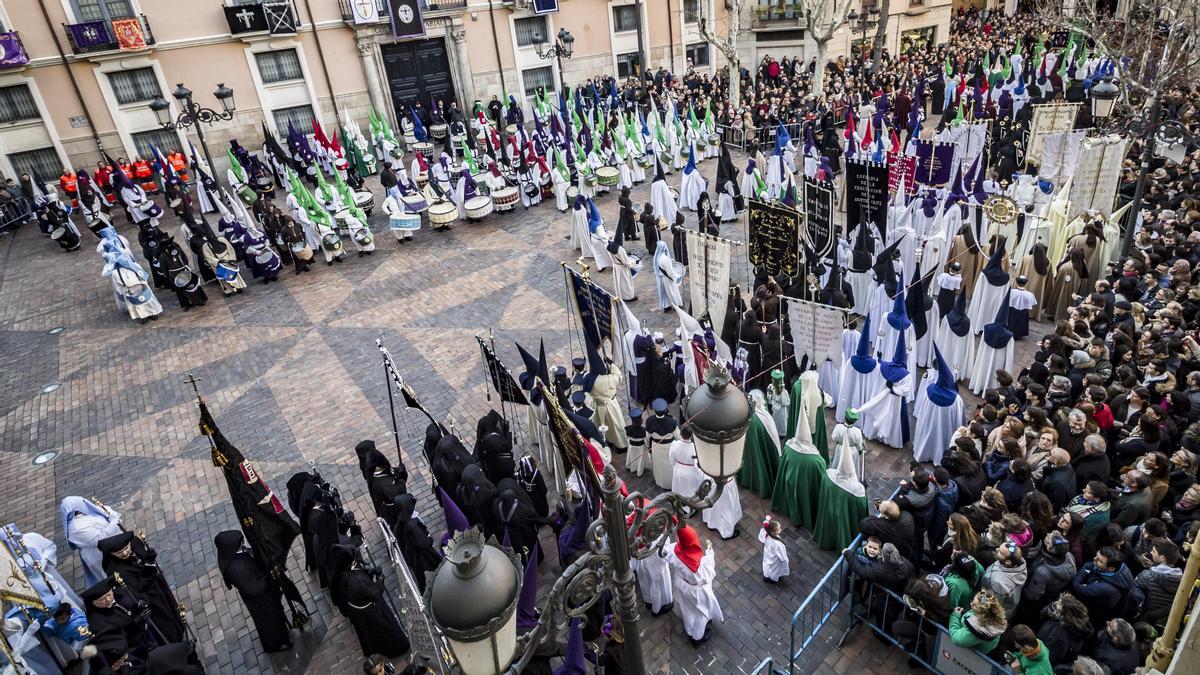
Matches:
[[845, 578, 1013, 675], [768, 484, 1010, 674], [1, 197, 32, 231]]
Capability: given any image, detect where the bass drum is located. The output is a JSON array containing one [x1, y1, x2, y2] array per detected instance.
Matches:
[[492, 186, 519, 212], [400, 193, 429, 213], [465, 195, 494, 220], [596, 167, 620, 187], [428, 200, 458, 227]]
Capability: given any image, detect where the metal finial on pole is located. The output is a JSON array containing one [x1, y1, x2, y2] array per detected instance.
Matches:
[[184, 374, 203, 400]]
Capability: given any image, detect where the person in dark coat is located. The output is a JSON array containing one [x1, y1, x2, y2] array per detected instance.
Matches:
[[1110, 471, 1155, 527], [1072, 434, 1111, 492], [431, 434, 474, 500], [329, 544, 410, 659], [389, 494, 442, 594], [80, 576, 157, 660], [214, 530, 293, 652], [517, 454, 551, 518], [98, 531, 185, 644], [366, 449, 408, 521], [1035, 593, 1092, 672], [1092, 618, 1140, 675], [457, 464, 500, 537], [858, 500, 917, 566], [1038, 449, 1076, 512], [1071, 547, 1138, 623]]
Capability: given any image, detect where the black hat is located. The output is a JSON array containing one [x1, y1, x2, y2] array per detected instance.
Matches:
[[81, 577, 115, 604], [97, 531, 134, 555], [1115, 299, 1132, 311], [1016, 275, 1028, 286], [553, 365, 567, 377], [949, 261, 961, 272]]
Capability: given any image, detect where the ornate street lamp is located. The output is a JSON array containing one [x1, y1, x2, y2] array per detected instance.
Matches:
[[1089, 76, 1119, 120], [534, 28, 575, 96], [425, 363, 751, 674], [148, 81, 237, 172], [428, 530, 522, 675]]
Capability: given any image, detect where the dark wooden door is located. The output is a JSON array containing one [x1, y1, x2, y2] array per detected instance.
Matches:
[[380, 38, 456, 118]]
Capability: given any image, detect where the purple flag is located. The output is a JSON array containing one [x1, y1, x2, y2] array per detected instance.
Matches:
[[67, 21, 111, 50], [0, 33, 28, 68]]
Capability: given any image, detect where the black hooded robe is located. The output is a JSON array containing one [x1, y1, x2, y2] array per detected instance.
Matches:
[[493, 478, 543, 565], [99, 536, 185, 644], [330, 545, 411, 659], [214, 531, 292, 652], [389, 494, 442, 594]]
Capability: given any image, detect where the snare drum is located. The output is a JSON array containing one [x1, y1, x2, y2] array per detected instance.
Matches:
[[236, 185, 257, 205], [290, 241, 314, 261], [215, 262, 240, 281], [322, 233, 343, 252], [352, 228, 374, 246], [566, 186, 580, 202], [389, 213, 422, 232], [637, 155, 653, 168], [505, 124, 518, 137], [254, 249, 276, 265], [173, 270, 193, 288], [708, 133, 721, 147], [583, 174, 598, 188], [492, 186, 519, 211], [353, 191, 375, 214], [430, 123, 449, 140], [400, 193, 429, 213], [465, 195, 493, 220], [50, 226, 66, 240], [403, 131, 417, 145], [416, 170, 429, 189], [413, 141, 435, 156], [658, 152, 672, 167], [596, 167, 621, 187], [428, 201, 458, 227]]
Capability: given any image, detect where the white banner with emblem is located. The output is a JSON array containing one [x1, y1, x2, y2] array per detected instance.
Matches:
[[685, 229, 732, 333], [785, 296, 846, 369]]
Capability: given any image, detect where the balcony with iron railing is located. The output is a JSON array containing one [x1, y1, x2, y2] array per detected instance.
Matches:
[[338, 0, 468, 23], [63, 14, 155, 55], [754, 1, 804, 27], [0, 31, 30, 69]]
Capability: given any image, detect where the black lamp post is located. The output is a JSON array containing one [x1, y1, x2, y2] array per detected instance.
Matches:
[[149, 82, 236, 173], [846, 6, 879, 37], [1088, 74, 1194, 258], [424, 363, 751, 674], [534, 28, 575, 96]]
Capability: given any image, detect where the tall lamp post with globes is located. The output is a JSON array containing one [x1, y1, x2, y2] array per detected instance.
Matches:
[[149, 82, 236, 173], [533, 27, 575, 98], [425, 363, 752, 674]]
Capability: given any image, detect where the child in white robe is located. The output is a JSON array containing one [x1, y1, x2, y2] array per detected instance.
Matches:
[[759, 517, 789, 582]]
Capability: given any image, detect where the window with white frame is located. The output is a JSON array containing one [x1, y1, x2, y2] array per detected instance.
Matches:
[[256, 49, 305, 85], [686, 42, 710, 67], [0, 85, 40, 124], [616, 52, 641, 79], [613, 5, 640, 33], [522, 66, 554, 97], [273, 104, 315, 133], [514, 16, 548, 48], [131, 128, 180, 157], [72, 0, 135, 22], [108, 68, 161, 105], [684, 0, 701, 23], [8, 148, 62, 179]]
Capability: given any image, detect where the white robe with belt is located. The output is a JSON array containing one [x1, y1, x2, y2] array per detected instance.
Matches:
[[703, 477, 742, 539], [669, 440, 704, 499], [634, 545, 673, 613], [858, 375, 913, 449], [590, 372, 628, 450], [653, 244, 685, 310], [669, 548, 724, 641], [610, 245, 638, 301]]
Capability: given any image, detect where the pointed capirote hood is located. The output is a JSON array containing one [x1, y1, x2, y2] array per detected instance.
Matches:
[[926, 342, 959, 406], [849, 316, 877, 375], [981, 289, 1014, 349], [980, 236, 1010, 286]]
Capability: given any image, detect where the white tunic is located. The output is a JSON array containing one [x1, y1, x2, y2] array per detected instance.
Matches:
[[669, 440, 704, 499], [703, 477, 743, 539], [669, 548, 724, 641], [836, 363, 880, 425], [858, 375, 913, 449], [937, 321, 975, 381], [819, 329, 858, 399], [610, 246, 638, 301], [66, 513, 123, 585], [650, 180, 678, 228], [969, 340, 1015, 395], [634, 545, 674, 613], [653, 243, 685, 310], [913, 389, 964, 466], [967, 274, 1012, 334], [759, 530, 790, 581]]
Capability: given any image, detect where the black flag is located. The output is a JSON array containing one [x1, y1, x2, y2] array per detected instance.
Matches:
[[477, 336, 528, 405], [388, 0, 425, 39], [199, 401, 310, 626], [263, 2, 298, 35]]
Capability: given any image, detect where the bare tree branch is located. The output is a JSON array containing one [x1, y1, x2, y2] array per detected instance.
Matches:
[[699, 0, 742, 107]]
